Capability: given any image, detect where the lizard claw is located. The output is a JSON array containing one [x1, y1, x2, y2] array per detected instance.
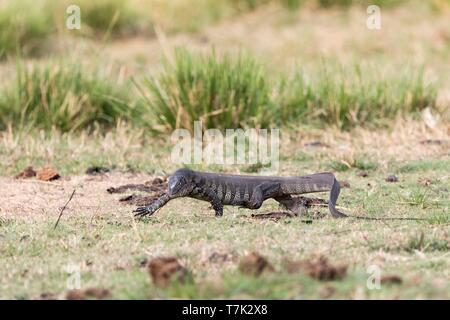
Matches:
[[133, 205, 155, 218]]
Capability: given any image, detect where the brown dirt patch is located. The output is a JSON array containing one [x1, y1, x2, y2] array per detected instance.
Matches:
[[15, 166, 36, 179], [381, 275, 403, 285], [147, 257, 190, 288], [286, 256, 347, 281], [84, 288, 111, 299], [239, 252, 274, 277], [14, 166, 61, 181], [66, 287, 110, 300], [65, 290, 85, 300], [0, 173, 159, 221], [319, 285, 336, 298], [36, 168, 60, 181]]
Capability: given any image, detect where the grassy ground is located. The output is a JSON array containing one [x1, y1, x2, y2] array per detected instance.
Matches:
[[0, 1, 449, 300], [0, 121, 448, 299]]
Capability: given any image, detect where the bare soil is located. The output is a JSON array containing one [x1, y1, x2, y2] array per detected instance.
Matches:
[[0, 173, 157, 222]]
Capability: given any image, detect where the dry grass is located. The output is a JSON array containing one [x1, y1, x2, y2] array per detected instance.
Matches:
[[288, 117, 450, 163], [0, 118, 447, 177]]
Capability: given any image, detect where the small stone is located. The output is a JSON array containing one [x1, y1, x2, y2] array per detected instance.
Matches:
[[385, 175, 398, 183], [339, 180, 350, 188], [357, 171, 369, 177]]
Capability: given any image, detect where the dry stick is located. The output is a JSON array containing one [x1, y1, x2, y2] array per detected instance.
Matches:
[[53, 189, 76, 230], [299, 203, 429, 221], [345, 214, 428, 221]]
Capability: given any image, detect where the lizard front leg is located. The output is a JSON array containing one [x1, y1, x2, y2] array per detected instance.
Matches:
[[198, 187, 223, 217], [133, 193, 171, 218]]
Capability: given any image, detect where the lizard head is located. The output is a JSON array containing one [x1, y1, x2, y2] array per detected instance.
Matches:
[[168, 168, 194, 197]]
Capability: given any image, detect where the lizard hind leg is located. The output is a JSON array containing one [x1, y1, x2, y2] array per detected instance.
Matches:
[[246, 182, 281, 210], [246, 191, 264, 209], [274, 195, 307, 215]]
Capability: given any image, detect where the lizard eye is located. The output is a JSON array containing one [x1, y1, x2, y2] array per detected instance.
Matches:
[[169, 179, 178, 190]]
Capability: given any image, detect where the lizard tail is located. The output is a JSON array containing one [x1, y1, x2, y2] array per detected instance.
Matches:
[[280, 172, 347, 218], [329, 178, 347, 218]]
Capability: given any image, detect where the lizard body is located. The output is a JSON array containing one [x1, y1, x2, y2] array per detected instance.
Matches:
[[133, 168, 346, 218]]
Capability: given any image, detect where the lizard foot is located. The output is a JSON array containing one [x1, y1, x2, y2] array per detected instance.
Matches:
[[133, 205, 156, 218]]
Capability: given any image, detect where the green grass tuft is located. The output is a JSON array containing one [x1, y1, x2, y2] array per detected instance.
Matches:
[[0, 61, 135, 132], [0, 50, 441, 133], [400, 188, 440, 209], [405, 233, 449, 252], [138, 51, 439, 133], [0, 1, 54, 58], [354, 157, 378, 171], [328, 160, 351, 172], [138, 49, 273, 133], [398, 159, 449, 173], [276, 65, 437, 130], [74, 0, 151, 37]]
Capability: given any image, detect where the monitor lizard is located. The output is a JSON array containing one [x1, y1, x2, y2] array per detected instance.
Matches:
[[133, 168, 347, 218]]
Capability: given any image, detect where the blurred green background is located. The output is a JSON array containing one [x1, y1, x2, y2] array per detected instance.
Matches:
[[0, 0, 449, 133]]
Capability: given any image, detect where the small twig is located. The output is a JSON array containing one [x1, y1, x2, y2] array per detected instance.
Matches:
[[347, 215, 428, 221], [53, 189, 76, 230]]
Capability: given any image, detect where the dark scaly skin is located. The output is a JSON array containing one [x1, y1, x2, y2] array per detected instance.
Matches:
[[133, 168, 347, 218]]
